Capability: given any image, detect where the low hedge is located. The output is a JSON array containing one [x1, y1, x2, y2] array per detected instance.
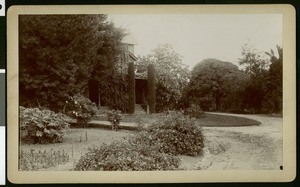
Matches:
[[74, 140, 180, 171]]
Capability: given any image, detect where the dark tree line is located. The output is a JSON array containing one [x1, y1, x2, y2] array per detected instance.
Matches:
[[19, 15, 282, 114], [180, 44, 283, 114], [19, 15, 126, 112]]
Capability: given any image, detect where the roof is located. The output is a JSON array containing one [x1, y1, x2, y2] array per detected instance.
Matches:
[[122, 34, 138, 45], [127, 52, 139, 61]]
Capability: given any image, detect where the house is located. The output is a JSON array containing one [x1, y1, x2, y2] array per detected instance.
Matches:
[[86, 34, 156, 114]]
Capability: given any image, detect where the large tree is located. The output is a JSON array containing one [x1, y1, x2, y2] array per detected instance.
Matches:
[[19, 15, 125, 111], [137, 44, 190, 112], [262, 45, 283, 113], [185, 59, 248, 111], [238, 43, 270, 113]]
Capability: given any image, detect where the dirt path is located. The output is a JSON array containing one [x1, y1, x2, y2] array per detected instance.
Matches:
[[181, 113, 283, 170]]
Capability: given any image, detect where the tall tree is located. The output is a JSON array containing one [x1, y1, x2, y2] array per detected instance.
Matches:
[[185, 59, 248, 111], [262, 45, 283, 113], [238, 43, 269, 113], [239, 43, 269, 78], [19, 15, 125, 111], [137, 44, 190, 112]]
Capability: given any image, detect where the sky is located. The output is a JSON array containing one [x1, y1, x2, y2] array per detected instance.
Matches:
[[108, 14, 282, 69]]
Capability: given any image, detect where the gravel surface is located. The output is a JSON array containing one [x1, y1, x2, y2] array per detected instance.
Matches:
[[180, 113, 283, 170]]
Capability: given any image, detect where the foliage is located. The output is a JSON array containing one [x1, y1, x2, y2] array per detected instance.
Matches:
[[185, 58, 248, 111], [74, 111, 204, 171], [262, 45, 283, 113], [65, 94, 98, 126], [74, 140, 180, 171], [97, 73, 129, 113], [183, 104, 205, 119], [239, 43, 269, 77], [147, 64, 156, 113], [137, 44, 190, 112], [128, 62, 135, 114], [19, 148, 69, 171], [19, 106, 71, 144], [239, 43, 282, 113], [136, 111, 204, 156], [19, 15, 125, 111], [238, 43, 269, 113], [106, 110, 123, 130]]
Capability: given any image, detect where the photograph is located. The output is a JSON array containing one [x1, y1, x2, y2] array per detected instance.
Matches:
[[7, 5, 296, 183]]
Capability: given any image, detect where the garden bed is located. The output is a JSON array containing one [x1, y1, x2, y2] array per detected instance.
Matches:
[[20, 128, 134, 171]]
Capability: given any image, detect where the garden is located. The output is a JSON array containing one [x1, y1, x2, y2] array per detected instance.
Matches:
[[18, 15, 283, 171], [19, 100, 263, 171]]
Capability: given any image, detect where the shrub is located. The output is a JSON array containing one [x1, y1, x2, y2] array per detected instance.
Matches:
[[20, 106, 71, 144], [106, 110, 122, 130], [65, 94, 98, 126], [183, 104, 205, 119], [19, 148, 70, 171], [138, 111, 204, 156], [74, 140, 180, 171]]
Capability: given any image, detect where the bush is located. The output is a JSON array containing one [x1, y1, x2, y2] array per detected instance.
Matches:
[[65, 94, 98, 126], [74, 140, 180, 171], [19, 148, 70, 171], [183, 104, 205, 119], [138, 111, 204, 156], [106, 110, 122, 130], [20, 106, 71, 144]]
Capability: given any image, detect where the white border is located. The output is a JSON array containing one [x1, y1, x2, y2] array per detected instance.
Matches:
[[7, 5, 296, 184]]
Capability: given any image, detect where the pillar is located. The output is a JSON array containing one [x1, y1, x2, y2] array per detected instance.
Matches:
[[128, 62, 135, 114], [147, 64, 156, 113]]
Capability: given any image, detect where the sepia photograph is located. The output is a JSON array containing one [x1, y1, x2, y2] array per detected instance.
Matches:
[[7, 5, 296, 183]]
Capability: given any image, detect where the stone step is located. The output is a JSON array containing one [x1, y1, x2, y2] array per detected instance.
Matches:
[[134, 104, 146, 114]]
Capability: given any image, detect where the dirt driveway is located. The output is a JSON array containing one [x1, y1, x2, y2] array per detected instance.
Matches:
[[181, 113, 283, 170]]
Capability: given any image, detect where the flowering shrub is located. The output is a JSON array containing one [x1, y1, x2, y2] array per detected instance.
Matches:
[[137, 111, 205, 156], [183, 104, 205, 119], [20, 106, 71, 144], [66, 94, 98, 126], [74, 140, 180, 171], [106, 110, 122, 130], [19, 149, 70, 171]]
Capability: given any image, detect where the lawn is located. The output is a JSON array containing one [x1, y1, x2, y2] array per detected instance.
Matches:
[[198, 113, 261, 127], [94, 113, 260, 127], [93, 112, 261, 127]]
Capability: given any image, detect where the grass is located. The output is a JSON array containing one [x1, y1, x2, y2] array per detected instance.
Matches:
[[198, 113, 261, 127], [93, 113, 165, 124], [93, 112, 261, 127]]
